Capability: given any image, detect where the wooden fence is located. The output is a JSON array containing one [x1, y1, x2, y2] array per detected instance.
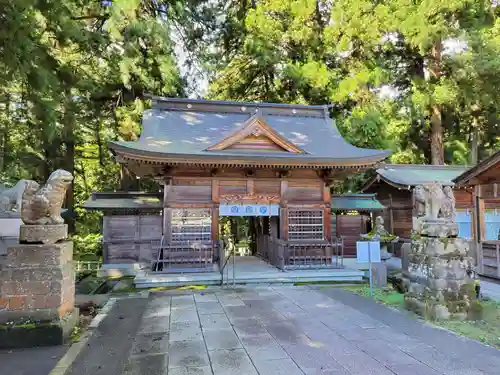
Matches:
[[479, 240, 500, 279]]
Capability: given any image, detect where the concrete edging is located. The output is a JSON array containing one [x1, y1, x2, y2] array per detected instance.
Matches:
[[48, 297, 118, 375]]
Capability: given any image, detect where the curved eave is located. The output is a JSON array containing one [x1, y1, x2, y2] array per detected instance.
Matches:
[[109, 142, 391, 169], [453, 150, 500, 186]]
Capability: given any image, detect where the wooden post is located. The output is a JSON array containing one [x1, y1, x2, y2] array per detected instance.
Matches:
[[472, 186, 479, 242], [323, 184, 331, 240], [212, 179, 220, 241], [247, 179, 254, 195], [497, 243, 500, 278], [280, 180, 288, 241], [478, 195, 486, 243], [163, 178, 172, 243], [389, 194, 395, 233]]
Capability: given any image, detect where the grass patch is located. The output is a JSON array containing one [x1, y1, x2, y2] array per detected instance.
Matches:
[[343, 285, 500, 349], [294, 280, 366, 286], [435, 299, 500, 348], [345, 285, 405, 307]]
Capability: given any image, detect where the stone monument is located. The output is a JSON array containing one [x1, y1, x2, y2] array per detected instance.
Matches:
[[0, 180, 29, 255], [360, 216, 399, 287], [361, 216, 399, 260], [404, 182, 475, 320], [0, 170, 77, 348]]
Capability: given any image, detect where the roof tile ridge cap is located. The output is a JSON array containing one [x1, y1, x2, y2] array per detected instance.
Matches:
[[264, 112, 322, 118]]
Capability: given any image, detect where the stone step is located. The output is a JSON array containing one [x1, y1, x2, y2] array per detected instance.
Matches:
[[134, 269, 364, 289]]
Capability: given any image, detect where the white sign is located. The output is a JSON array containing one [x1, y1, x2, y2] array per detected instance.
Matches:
[[356, 241, 381, 263], [219, 204, 279, 217]]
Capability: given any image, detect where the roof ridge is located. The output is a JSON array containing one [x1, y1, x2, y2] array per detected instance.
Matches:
[[148, 95, 328, 118]]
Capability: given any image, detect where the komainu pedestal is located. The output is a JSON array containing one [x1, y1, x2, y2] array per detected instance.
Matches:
[[0, 169, 77, 348], [0, 240, 77, 348], [404, 183, 475, 320]]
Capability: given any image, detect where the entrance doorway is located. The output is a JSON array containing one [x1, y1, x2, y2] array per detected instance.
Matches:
[[218, 203, 281, 261]]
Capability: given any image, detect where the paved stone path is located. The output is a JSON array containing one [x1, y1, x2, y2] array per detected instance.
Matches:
[[0, 345, 67, 375], [68, 286, 500, 375], [480, 279, 500, 300]]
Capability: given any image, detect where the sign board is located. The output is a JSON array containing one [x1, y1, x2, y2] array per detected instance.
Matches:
[[219, 204, 279, 217], [356, 241, 381, 263]]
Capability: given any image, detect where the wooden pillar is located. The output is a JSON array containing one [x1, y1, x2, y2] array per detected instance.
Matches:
[[478, 185, 486, 242], [247, 178, 254, 195], [163, 178, 172, 243], [389, 194, 395, 233], [211, 179, 220, 241], [280, 179, 288, 241], [472, 186, 479, 242], [323, 184, 331, 241]]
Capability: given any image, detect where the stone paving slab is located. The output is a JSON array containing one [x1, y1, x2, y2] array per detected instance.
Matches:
[[0, 345, 68, 375], [67, 298, 147, 375], [65, 285, 500, 375]]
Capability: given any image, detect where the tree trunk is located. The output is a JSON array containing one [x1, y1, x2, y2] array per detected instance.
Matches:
[[428, 41, 445, 165], [430, 104, 444, 165], [470, 125, 479, 165], [470, 104, 481, 165], [0, 93, 10, 172], [62, 88, 76, 233], [120, 164, 138, 191]]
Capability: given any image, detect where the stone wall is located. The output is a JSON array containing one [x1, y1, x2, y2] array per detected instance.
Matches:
[[0, 242, 75, 323]]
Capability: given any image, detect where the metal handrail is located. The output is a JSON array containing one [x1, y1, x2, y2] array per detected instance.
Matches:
[[152, 235, 165, 271], [220, 236, 236, 288]]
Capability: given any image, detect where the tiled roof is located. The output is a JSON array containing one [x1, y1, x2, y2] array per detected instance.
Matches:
[[109, 97, 391, 167], [363, 164, 469, 190]]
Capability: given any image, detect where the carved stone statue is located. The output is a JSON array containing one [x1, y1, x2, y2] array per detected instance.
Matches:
[[361, 216, 398, 260], [441, 186, 456, 221], [413, 185, 426, 217], [21, 170, 73, 225], [0, 180, 30, 213], [414, 182, 447, 221]]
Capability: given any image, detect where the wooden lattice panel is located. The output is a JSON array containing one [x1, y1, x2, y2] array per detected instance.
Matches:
[[171, 208, 212, 242], [288, 210, 324, 240]]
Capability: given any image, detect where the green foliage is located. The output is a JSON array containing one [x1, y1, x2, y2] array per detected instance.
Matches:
[[3, 0, 500, 259], [207, 0, 500, 165], [72, 234, 102, 259]]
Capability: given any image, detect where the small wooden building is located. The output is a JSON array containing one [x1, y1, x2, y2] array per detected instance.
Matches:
[[361, 164, 474, 241], [454, 150, 500, 279], [91, 97, 390, 273], [331, 194, 385, 257]]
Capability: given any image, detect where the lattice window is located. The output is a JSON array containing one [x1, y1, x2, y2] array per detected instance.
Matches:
[[171, 209, 212, 242], [288, 210, 324, 240]]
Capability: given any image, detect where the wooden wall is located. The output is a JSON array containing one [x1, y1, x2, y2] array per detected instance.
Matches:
[[364, 182, 413, 239], [334, 214, 369, 257], [473, 182, 500, 278], [102, 214, 162, 264], [164, 167, 330, 243]]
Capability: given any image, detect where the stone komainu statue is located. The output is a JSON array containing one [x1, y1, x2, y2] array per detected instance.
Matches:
[[413, 185, 426, 218], [0, 179, 30, 212], [441, 185, 456, 221], [414, 182, 455, 222], [21, 170, 73, 225]]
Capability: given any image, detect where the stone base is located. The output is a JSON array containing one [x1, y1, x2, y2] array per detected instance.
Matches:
[[0, 308, 78, 349], [404, 296, 468, 320], [419, 220, 458, 238], [372, 263, 387, 287], [410, 237, 470, 258], [19, 224, 68, 244]]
